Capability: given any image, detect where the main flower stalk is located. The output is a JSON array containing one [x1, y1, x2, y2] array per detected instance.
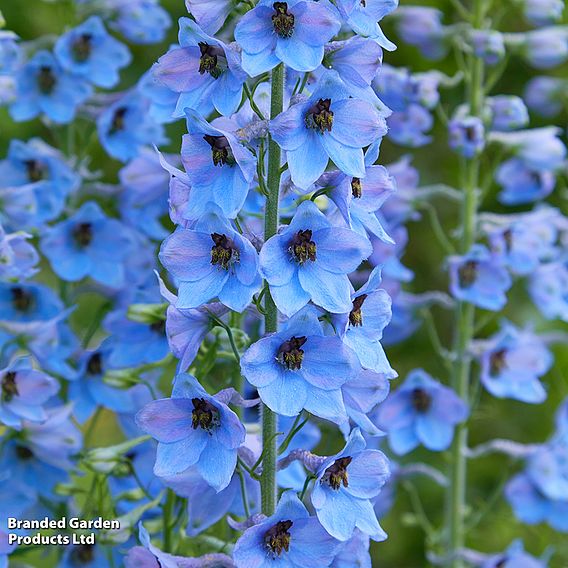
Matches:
[[261, 63, 284, 515], [446, 0, 486, 565]]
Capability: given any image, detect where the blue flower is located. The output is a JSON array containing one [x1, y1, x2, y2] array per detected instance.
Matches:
[[160, 207, 261, 312], [522, 27, 568, 69], [0, 357, 59, 429], [185, 0, 231, 35], [0, 281, 62, 324], [524, 76, 567, 117], [241, 306, 359, 422], [235, 0, 340, 76], [54, 16, 131, 88], [334, 0, 398, 50], [495, 158, 555, 205], [479, 321, 552, 403], [111, 0, 171, 44], [97, 92, 167, 162], [331, 530, 372, 568], [482, 540, 549, 568], [448, 116, 485, 158], [181, 109, 256, 219], [449, 245, 512, 311], [376, 369, 468, 454], [0, 225, 38, 281], [0, 138, 80, 226], [233, 491, 341, 567], [9, 50, 91, 124], [136, 373, 245, 490], [386, 105, 433, 147], [0, 31, 21, 75], [260, 201, 372, 316], [154, 18, 246, 117], [523, 0, 565, 25], [161, 466, 260, 536], [40, 201, 133, 288], [395, 7, 449, 60], [270, 78, 387, 188], [486, 95, 529, 131], [312, 428, 390, 541], [332, 267, 395, 375], [470, 30, 505, 65], [529, 261, 568, 321]]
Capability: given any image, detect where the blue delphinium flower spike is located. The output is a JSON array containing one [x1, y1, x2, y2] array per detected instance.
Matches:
[[376, 369, 468, 454]]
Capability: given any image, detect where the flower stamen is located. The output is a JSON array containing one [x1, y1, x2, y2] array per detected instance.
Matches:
[[191, 397, 220, 432], [349, 294, 367, 327], [272, 3, 295, 38], [264, 520, 293, 556], [203, 135, 235, 167], [322, 456, 352, 490], [211, 233, 239, 269], [289, 230, 316, 264], [1, 372, 18, 402], [277, 336, 307, 370], [305, 99, 333, 133]]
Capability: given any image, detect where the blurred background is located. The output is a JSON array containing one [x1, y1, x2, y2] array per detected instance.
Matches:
[[0, 0, 567, 566]]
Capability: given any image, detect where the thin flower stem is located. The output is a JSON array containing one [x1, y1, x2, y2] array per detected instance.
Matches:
[[278, 413, 308, 455], [261, 62, 285, 516], [299, 474, 315, 501], [162, 488, 175, 552], [446, 0, 486, 563], [244, 82, 266, 120], [236, 467, 251, 519]]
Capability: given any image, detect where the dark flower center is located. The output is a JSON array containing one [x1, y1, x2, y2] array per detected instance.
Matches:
[[272, 2, 295, 38], [277, 336, 307, 370], [305, 98, 333, 133], [86, 352, 103, 376], [322, 456, 352, 490], [211, 233, 239, 269], [15, 445, 34, 460], [464, 125, 478, 142], [72, 33, 93, 63], [457, 260, 478, 288], [11, 286, 34, 312], [73, 222, 93, 247], [25, 159, 46, 182], [502, 229, 513, 253], [349, 294, 367, 327], [150, 320, 166, 335], [411, 387, 432, 412], [264, 520, 293, 556], [489, 348, 507, 376], [289, 229, 316, 264], [203, 135, 235, 167], [1, 371, 18, 402], [351, 178, 362, 198], [38, 65, 57, 95], [70, 544, 95, 565], [109, 106, 128, 134], [191, 397, 220, 432], [494, 558, 507, 568], [198, 42, 225, 78]]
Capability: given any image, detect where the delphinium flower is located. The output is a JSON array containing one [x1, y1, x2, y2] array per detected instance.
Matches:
[[482, 540, 549, 568], [478, 321, 552, 403], [333, 0, 398, 50], [159, 207, 262, 312], [331, 530, 372, 568], [110, 0, 172, 44], [240, 306, 359, 421], [185, 0, 231, 35], [519, 27, 568, 69], [524, 76, 567, 117], [485, 95, 529, 131], [136, 373, 245, 490], [234, 0, 341, 76], [311, 428, 390, 541], [376, 369, 468, 454], [394, 6, 449, 60], [181, 109, 255, 219], [529, 260, 568, 321], [54, 16, 131, 88], [0, 357, 59, 428], [448, 245, 512, 311], [9, 50, 91, 124], [470, 29, 506, 65], [233, 491, 341, 567], [259, 200, 372, 316], [97, 91, 167, 162], [270, 77, 387, 188], [522, 0, 565, 26], [448, 116, 485, 158], [0, 30, 20, 75], [40, 201, 134, 289], [495, 158, 555, 205], [154, 17, 246, 117], [0, 225, 38, 281], [0, 281, 63, 324], [0, 138, 80, 226]]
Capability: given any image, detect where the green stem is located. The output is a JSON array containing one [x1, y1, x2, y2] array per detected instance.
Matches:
[[163, 489, 175, 552], [446, 1, 486, 565], [261, 63, 284, 516]]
